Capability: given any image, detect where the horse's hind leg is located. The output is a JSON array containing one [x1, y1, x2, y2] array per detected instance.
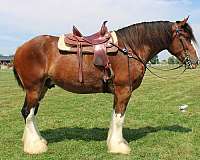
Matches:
[[22, 87, 48, 154], [107, 86, 131, 154]]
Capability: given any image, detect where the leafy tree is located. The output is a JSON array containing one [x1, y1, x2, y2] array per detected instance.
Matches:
[[168, 56, 179, 64], [150, 55, 159, 64], [161, 59, 167, 64]]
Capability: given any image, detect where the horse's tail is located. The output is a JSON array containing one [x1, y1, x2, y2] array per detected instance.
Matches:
[[13, 67, 24, 90]]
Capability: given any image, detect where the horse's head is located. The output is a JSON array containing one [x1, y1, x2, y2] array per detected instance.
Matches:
[[168, 17, 199, 69]]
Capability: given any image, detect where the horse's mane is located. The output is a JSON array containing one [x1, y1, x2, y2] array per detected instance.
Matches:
[[116, 21, 197, 50]]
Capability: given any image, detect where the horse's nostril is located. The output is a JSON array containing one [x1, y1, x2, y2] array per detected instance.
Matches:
[[191, 64, 197, 69]]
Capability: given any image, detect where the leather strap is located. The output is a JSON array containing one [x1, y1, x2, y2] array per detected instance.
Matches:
[[77, 43, 83, 83]]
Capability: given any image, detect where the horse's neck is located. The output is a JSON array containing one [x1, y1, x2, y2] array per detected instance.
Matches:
[[138, 38, 169, 63], [117, 21, 173, 64]]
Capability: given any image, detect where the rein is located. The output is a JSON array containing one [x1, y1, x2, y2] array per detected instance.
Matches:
[[148, 63, 183, 71], [110, 42, 190, 82], [110, 42, 172, 79]]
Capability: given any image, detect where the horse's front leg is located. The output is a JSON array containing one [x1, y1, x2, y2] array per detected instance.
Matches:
[[107, 86, 132, 154]]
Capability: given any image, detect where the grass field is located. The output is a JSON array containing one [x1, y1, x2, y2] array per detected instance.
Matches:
[[0, 66, 200, 160]]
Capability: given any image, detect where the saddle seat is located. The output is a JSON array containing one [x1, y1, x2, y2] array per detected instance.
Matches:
[[72, 21, 110, 45], [65, 21, 111, 46]]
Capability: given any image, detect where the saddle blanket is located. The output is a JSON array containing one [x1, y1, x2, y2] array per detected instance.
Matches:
[[58, 31, 118, 53]]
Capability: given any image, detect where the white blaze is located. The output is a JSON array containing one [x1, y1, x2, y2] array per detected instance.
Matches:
[[192, 41, 199, 58]]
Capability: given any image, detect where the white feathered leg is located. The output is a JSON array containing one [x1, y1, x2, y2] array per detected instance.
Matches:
[[23, 108, 48, 154], [107, 110, 131, 154]]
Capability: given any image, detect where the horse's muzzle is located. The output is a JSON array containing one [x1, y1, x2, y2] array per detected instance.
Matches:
[[185, 59, 199, 69], [190, 63, 198, 69]]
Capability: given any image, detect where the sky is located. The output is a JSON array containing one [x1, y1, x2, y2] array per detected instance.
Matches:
[[0, 0, 199, 60]]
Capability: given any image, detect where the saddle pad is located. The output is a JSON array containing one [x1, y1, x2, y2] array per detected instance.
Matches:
[[58, 31, 118, 53]]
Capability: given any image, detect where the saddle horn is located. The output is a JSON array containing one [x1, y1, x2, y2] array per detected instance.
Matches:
[[100, 21, 108, 36], [73, 25, 83, 37]]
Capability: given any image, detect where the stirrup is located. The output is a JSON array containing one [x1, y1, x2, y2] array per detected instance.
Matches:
[[103, 64, 114, 82]]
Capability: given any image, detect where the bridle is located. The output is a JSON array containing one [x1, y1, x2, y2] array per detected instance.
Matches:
[[145, 24, 199, 72], [173, 25, 197, 69]]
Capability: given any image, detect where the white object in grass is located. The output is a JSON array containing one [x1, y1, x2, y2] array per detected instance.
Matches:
[[179, 104, 188, 112]]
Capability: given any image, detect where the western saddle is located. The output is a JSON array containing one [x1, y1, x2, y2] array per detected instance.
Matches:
[[64, 21, 117, 83], [72, 21, 110, 45]]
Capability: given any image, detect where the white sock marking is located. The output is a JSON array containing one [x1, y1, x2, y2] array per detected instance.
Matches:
[[23, 108, 47, 154]]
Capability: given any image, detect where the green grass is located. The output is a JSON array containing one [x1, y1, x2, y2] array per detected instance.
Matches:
[[0, 66, 200, 160]]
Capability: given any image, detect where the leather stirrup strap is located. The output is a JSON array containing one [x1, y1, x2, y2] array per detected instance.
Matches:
[[77, 43, 83, 83]]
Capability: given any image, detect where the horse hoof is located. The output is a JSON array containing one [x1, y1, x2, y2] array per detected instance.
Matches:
[[24, 139, 48, 154], [41, 138, 48, 145], [107, 141, 131, 154]]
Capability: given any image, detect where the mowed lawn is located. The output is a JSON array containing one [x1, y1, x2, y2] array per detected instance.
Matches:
[[0, 66, 200, 160]]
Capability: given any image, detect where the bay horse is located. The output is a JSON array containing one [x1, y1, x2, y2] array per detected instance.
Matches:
[[13, 18, 198, 154]]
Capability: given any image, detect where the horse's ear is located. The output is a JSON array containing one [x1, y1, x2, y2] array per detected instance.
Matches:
[[178, 16, 189, 26]]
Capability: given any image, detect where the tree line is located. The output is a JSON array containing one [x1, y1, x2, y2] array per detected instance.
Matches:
[[150, 55, 179, 64]]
